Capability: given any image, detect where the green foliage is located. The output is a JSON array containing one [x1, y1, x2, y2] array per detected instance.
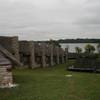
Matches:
[[49, 39, 61, 47], [84, 44, 95, 54], [75, 47, 82, 54]]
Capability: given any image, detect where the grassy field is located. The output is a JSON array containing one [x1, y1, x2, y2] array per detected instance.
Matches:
[[0, 63, 100, 100]]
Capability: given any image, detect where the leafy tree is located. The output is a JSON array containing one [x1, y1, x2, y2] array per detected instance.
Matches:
[[49, 39, 61, 47], [75, 47, 82, 54], [84, 44, 95, 54]]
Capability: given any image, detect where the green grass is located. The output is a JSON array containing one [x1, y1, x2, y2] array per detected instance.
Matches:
[[0, 63, 100, 100]]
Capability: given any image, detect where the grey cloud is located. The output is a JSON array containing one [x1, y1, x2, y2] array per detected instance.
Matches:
[[77, 0, 100, 24], [0, 0, 100, 40]]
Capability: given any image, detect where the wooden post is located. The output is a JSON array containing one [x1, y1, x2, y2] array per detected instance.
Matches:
[[56, 46, 60, 64], [29, 41, 36, 69], [11, 36, 20, 61], [41, 43, 46, 68], [65, 47, 69, 63], [62, 51, 64, 64], [50, 44, 54, 66]]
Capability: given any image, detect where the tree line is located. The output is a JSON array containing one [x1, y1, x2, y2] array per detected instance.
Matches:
[[36, 39, 100, 44], [58, 39, 100, 43], [75, 44, 100, 54]]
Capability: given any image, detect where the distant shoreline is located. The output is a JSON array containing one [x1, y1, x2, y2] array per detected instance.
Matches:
[[37, 39, 100, 43], [58, 39, 100, 43]]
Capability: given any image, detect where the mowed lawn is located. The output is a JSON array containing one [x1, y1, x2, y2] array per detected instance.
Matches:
[[0, 64, 100, 100]]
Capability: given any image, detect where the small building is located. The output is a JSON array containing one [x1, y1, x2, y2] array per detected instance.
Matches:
[[0, 52, 13, 87], [0, 45, 22, 88], [0, 36, 20, 61]]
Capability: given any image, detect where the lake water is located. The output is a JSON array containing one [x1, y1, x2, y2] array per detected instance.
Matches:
[[60, 43, 98, 53]]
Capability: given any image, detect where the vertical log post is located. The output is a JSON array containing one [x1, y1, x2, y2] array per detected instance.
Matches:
[[65, 47, 69, 63], [56, 46, 60, 64], [50, 44, 54, 66], [11, 36, 20, 61], [41, 43, 47, 68], [29, 41, 36, 69], [61, 50, 65, 64]]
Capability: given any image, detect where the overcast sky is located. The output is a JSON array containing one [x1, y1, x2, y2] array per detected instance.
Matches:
[[0, 0, 100, 40]]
